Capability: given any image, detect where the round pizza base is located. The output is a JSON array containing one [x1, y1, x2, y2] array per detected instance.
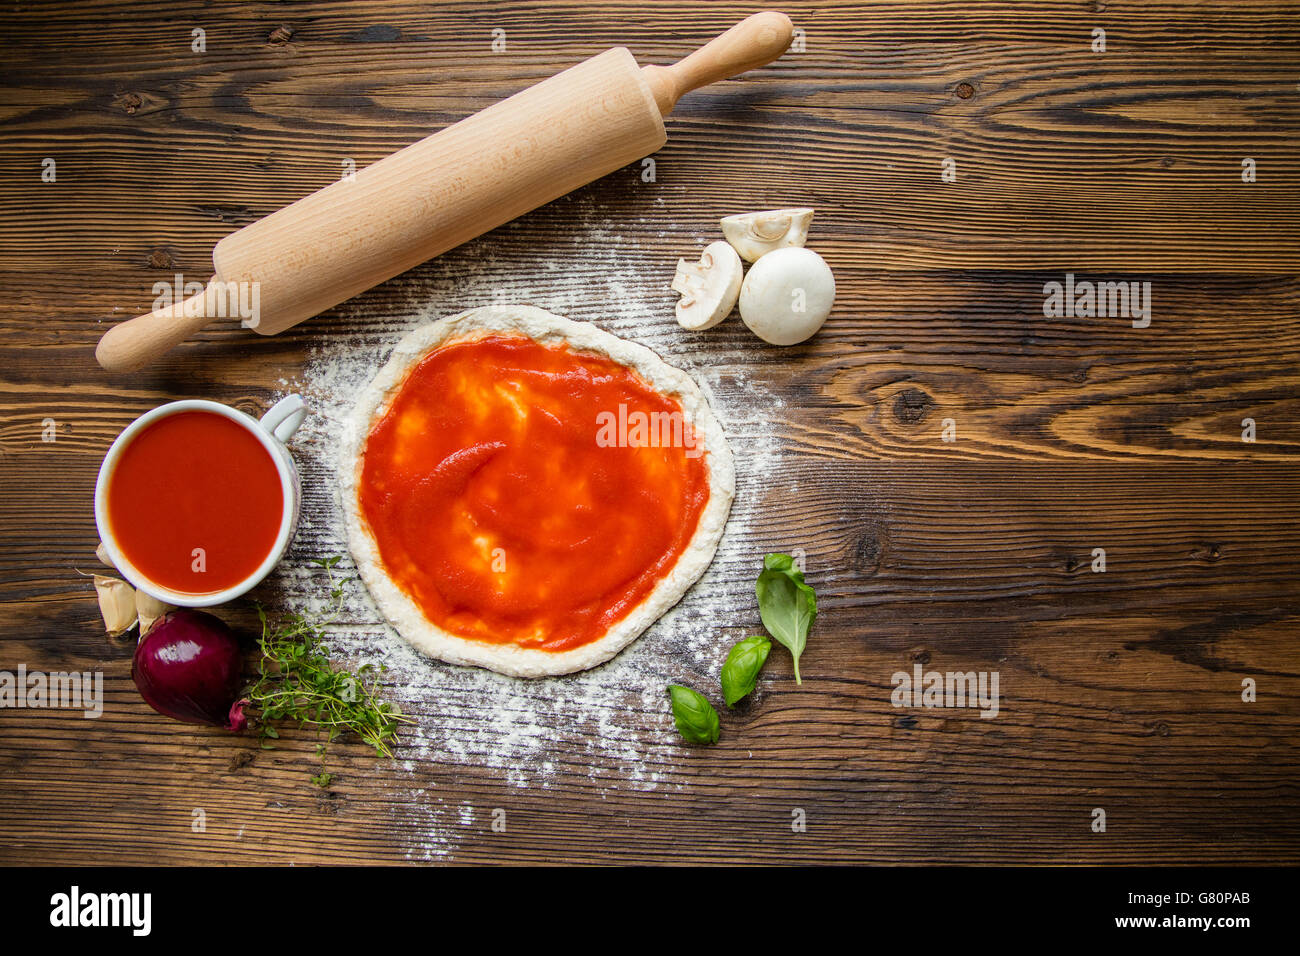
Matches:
[[339, 305, 735, 677]]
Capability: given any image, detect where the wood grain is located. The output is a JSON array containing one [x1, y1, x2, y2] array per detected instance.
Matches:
[[1, 0, 1298, 865]]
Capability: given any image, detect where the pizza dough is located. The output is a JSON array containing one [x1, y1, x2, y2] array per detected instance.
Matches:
[[340, 305, 735, 677]]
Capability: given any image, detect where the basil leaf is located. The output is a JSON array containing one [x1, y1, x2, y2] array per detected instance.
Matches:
[[763, 552, 799, 576], [667, 684, 720, 745], [756, 553, 817, 685], [721, 635, 771, 707]]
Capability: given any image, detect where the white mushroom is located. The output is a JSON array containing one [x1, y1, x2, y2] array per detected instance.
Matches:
[[720, 207, 814, 262], [672, 241, 743, 330], [738, 247, 835, 346]]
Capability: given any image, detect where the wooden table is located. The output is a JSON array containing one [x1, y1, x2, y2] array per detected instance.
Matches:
[[2, 1, 1297, 865]]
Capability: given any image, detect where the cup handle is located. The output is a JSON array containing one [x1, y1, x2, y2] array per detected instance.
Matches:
[[260, 394, 308, 443]]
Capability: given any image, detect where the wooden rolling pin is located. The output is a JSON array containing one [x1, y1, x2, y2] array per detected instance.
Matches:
[[96, 12, 794, 372]]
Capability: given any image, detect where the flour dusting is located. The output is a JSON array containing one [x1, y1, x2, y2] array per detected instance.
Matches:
[[265, 200, 783, 860]]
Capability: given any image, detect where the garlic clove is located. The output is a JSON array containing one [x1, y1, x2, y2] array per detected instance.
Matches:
[[738, 247, 836, 346], [671, 240, 743, 330], [94, 575, 139, 637], [95, 540, 115, 568], [720, 207, 814, 263], [135, 589, 172, 636]]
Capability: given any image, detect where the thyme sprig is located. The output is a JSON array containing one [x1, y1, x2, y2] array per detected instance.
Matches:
[[244, 557, 413, 758]]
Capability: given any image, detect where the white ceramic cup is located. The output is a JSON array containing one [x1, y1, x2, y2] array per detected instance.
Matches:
[[94, 395, 308, 607]]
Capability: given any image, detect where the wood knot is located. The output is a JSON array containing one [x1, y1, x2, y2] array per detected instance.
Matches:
[[1160, 156, 1175, 168], [268, 24, 295, 45], [911, 649, 931, 665], [148, 247, 174, 270], [1065, 555, 1080, 572], [893, 387, 933, 424], [852, 517, 884, 574], [955, 82, 975, 100], [227, 750, 254, 771], [116, 92, 143, 115], [895, 715, 919, 730]]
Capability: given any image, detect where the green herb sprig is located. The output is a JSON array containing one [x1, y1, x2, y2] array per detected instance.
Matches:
[[244, 557, 413, 758]]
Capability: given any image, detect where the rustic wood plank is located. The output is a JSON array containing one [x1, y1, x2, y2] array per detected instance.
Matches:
[[5, 269, 1298, 464]]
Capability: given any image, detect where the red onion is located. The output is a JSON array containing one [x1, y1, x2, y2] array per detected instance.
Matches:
[[132, 609, 247, 731]]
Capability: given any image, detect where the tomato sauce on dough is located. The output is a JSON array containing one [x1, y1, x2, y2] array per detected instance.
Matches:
[[107, 410, 284, 594], [357, 333, 711, 652]]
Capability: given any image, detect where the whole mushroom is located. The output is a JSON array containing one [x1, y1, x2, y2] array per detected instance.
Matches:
[[738, 247, 835, 346]]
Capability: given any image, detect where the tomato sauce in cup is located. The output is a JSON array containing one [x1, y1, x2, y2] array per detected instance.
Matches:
[[95, 396, 307, 605], [106, 410, 283, 594]]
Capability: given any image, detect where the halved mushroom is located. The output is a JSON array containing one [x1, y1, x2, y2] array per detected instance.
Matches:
[[672, 240, 743, 330], [720, 208, 814, 263], [738, 247, 836, 346]]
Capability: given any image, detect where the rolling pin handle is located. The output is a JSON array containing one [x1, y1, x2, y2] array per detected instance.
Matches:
[[95, 283, 218, 373], [641, 11, 794, 116]]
